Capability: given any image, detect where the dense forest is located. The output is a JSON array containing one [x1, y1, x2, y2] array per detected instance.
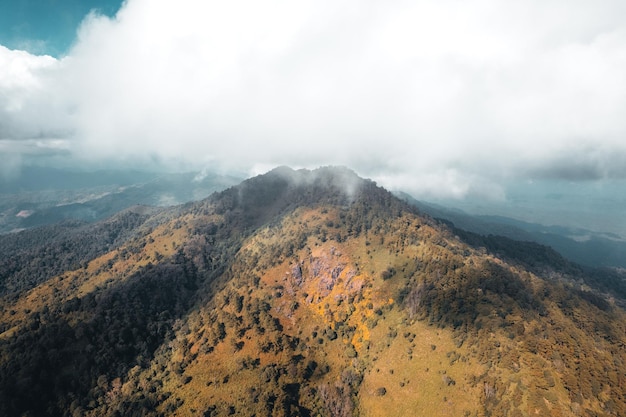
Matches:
[[1, 166, 625, 416]]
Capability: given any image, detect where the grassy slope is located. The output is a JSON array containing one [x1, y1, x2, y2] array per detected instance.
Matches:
[[109, 202, 626, 417]]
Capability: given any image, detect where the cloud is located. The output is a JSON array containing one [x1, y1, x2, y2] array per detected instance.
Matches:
[[2, 0, 626, 197], [0, 46, 52, 133], [525, 143, 626, 180]]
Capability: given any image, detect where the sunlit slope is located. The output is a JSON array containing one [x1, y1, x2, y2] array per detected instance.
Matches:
[[1, 166, 625, 417]]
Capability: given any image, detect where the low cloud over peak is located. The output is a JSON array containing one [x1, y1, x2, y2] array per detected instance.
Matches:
[[2, 0, 626, 198]]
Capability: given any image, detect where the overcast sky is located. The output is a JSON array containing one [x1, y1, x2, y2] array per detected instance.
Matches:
[[2, 0, 626, 201]]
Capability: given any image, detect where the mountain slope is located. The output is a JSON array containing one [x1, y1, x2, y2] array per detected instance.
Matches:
[[1, 166, 625, 417]]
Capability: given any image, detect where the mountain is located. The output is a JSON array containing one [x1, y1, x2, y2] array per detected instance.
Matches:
[[398, 193, 626, 269], [1, 166, 625, 417]]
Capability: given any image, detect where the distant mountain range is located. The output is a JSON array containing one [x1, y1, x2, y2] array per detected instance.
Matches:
[[397, 193, 626, 269], [1, 166, 625, 416], [0, 166, 242, 234], [4, 166, 625, 271]]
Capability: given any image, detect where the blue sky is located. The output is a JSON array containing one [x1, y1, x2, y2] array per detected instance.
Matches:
[[0, 0, 123, 56]]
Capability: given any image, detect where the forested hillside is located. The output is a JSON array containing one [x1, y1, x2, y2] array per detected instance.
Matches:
[[1, 166, 625, 417]]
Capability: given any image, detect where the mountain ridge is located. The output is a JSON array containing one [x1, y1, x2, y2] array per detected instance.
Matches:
[[1, 166, 625, 417]]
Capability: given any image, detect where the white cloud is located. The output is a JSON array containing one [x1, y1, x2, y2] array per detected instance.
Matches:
[[0, 46, 64, 136], [2, 0, 626, 197]]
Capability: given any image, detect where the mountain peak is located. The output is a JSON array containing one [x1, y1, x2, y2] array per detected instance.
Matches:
[[210, 166, 381, 228], [255, 165, 367, 192]]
